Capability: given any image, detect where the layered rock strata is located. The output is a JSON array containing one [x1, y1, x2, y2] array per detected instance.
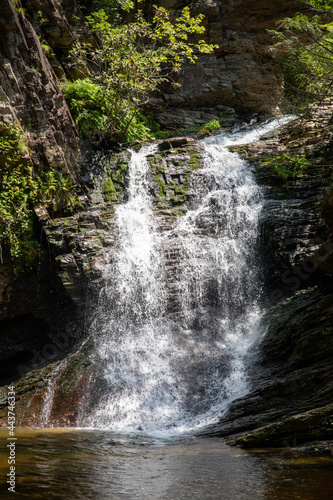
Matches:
[[0, 0, 85, 176], [151, 0, 318, 127]]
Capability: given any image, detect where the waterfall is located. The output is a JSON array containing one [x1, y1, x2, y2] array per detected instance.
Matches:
[[81, 118, 290, 436]]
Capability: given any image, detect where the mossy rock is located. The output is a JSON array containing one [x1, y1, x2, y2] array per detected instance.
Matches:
[[229, 404, 333, 448], [101, 156, 130, 203], [103, 177, 118, 202], [111, 162, 127, 185], [261, 289, 333, 369], [149, 139, 204, 213]]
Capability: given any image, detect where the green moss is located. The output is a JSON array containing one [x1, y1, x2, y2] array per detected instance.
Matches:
[[98, 233, 111, 246], [261, 152, 312, 181], [149, 148, 202, 212], [102, 158, 129, 203], [174, 185, 186, 194], [155, 175, 166, 197], [57, 353, 92, 392], [149, 154, 163, 169], [63, 217, 77, 227], [101, 206, 115, 218], [200, 119, 221, 133], [103, 177, 118, 202], [229, 404, 333, 448], [111, 161, 127, 185], [171, 208, 185, 216], [189, 154, 199, 170], [104, 177, 116, 192]]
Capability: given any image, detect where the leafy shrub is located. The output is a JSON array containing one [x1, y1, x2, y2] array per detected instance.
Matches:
[[269, 13, 333, 107], [39, 169, 78, 215], [77, 0, 134, 17], [200, 119, 221, 133], [62, 79, 109, 140], [303, 0, 332, 9], [0, 124, 39, 272], [262, 153, 311, 180], [69, 7, 216, 142], [117, 114, 154, 143], [0, 123, 78, 273], [62, 78, 155, 142]]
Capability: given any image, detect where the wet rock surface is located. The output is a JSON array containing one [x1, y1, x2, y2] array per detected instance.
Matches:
[[38, 138, 206, 307], [201, 102, 333, 446], [201, 286, 333, 446]]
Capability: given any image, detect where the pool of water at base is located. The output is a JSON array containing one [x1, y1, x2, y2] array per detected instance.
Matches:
[[1, 429, 333, 499]]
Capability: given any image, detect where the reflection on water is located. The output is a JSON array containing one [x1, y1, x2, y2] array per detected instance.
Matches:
[[1, 430, 333, 499]]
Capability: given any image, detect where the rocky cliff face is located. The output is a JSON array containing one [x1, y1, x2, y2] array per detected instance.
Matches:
[[1, 0, 315, 150], [1, 108, 333, 444], [0, 0, 301, 326], [0, 0, 318, 330], [203, 284, 333, 447], [0, 0, 85, 176], [151, 0, 317, 127], [1, 107, 333, 441]]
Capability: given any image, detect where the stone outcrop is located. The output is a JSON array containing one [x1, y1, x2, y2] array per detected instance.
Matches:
[[231, 105, 333, 298], [1, 106, 333, 440], [35, 137, 205, 309], [201, 286, 333, 447], [2, 106, 333, 438]]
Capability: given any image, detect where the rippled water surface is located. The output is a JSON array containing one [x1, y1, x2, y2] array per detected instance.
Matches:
[[1, 429, 332, 499]]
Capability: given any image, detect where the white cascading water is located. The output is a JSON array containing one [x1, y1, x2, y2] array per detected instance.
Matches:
[[83, 117, 291, 436]]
